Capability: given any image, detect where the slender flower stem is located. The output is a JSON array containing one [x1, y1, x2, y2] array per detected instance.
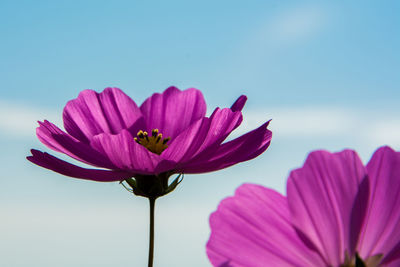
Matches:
[[148, 197, 156, 267]]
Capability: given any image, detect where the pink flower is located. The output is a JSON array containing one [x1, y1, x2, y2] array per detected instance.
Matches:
[[207, 146, 400, 267], [27, 87, 272, 184]]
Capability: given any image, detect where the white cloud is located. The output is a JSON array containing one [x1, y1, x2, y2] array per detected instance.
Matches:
[[244, 4, 327, 51], [0, 100, 61, 138], [233, 106, 400, 148], [368, 120, 400, 146], [266, 5, 326, 44], [241, 107, 354, 137], [231, 4, 328, 78]]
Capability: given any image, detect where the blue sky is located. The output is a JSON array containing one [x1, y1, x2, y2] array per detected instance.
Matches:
[[1, 1, 399, 266]]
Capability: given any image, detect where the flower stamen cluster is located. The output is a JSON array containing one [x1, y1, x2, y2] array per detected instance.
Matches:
[[134, 129, 170, 155]]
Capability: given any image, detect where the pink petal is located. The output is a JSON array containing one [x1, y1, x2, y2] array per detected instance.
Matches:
[[180, 121, 271, 173], [27, 149, 132, 182], [230, 95, 247, 112], [90, 129, 174, 175], [36, 120, 115, 169], [382, 241, 400, 266], [63, 88, 144, 143], [161, 108, 242, 164], [287, 149, 368, 266], [386, 258, 400, 267], [358, 146, 400, 262], [139, 86, 207, 140], [207, 184, 324, 267]]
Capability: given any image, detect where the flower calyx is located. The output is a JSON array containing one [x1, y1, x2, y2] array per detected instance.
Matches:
[[134, 129, 170, 155], [121, 172, 184, 199]]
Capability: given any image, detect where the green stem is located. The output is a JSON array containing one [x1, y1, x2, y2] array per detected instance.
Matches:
[[148, 197, 156, 267]]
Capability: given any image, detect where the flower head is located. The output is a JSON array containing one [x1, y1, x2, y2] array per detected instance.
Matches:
[[207, 146, 400, 267], [27, 87, 271, 193]]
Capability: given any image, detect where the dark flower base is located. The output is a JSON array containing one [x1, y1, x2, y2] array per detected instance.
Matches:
[[124, 172, 183, 199]]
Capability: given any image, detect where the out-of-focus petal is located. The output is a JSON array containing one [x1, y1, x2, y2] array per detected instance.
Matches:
[[386, 258, 400, 267], [381, 240, 400, 266], [140, 87, 207, 139], [161, 108, 242, 164], [358, 146, 400, 262], [180, 121, 271, 173], [207, 184, 324, 267], [37, 120, 116, 169], [90, 129, 175, 175], [287, 150, 368, 266], [230, 95, 247, 112], [63, 87, 144, 143], [27, 149, 132, 182]]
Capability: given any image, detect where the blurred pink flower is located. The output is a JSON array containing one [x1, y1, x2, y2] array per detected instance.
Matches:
[[27, 86, 272, 183], [207, 146, 400, 267]]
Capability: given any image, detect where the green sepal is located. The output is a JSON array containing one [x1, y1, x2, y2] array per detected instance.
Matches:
[[124, 177, 146, 197], [163, 173, 184, 195]]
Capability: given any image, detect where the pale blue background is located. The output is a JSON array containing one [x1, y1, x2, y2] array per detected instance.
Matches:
[[1, 1, 399, 266]]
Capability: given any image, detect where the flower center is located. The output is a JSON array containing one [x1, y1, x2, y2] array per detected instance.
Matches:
[[134, 129, 170, 155], [341, 252, 383, 267]]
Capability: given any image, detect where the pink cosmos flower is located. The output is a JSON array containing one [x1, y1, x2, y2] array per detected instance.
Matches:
[[207, 146, 400, 267], [27, 86, 271, 187], [27, 86, 271, 267]]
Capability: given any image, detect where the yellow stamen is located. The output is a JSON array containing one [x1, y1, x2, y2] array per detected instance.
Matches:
[[135, 129, 170, 155]]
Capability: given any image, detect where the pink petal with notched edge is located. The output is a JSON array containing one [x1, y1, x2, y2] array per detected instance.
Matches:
[[207, 184, 325, 267], [230, 95, 247, 112], [161, 108, 242, 164], [208, 107, 243, 135], [27, 149, 132, 182], [37, 120, 116, 169], [90, 129, 174, 175], [358, 147, 400, 263], [180, 121, 271, 173], [63, 87, 144, 143], [140, 87, 207, 140], [287, 150, 368, 266]]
